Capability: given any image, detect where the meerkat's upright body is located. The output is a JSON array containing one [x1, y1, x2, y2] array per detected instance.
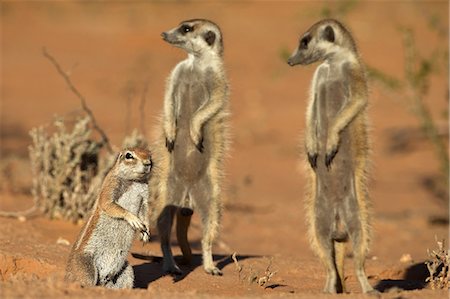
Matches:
[[288, 19, 374, 293], [153, 19, 229, 276], [65, 148, 152, 288]]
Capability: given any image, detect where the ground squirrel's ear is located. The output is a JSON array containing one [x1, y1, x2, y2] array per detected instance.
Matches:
[[323, 25, 335, 43], [203, 30, 216, 46]]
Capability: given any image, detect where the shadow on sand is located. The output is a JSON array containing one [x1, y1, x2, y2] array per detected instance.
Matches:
[[132, 253, 259, 289], [374, 262, 430, 292]]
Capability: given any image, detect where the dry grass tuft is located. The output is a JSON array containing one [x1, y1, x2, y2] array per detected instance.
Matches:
[[425, 238, 449, 290], [29, 116, 116, 221], [231, 252, 277, 288]]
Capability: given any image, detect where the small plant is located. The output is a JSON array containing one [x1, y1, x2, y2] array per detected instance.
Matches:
[[231, 252, 277, 288], [425, 238, 449, 290], [368, 24, 449, 206], [29, 116, 115, 221]]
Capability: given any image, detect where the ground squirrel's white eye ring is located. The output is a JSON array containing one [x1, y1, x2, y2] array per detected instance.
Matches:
[[125, 152, 134, 160]]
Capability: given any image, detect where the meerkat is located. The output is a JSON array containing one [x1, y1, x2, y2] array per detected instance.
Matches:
[[151, 19, 229, 276], [287, 19, 375, 294], [65, 148, 152, 288]]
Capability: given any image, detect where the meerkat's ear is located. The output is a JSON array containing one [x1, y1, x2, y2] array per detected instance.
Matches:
[[323, 25, 335, 43], [203, 30, 216, 46]]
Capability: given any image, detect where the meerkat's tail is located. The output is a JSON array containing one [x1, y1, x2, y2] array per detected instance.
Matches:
[[176, 207, 193, 264]]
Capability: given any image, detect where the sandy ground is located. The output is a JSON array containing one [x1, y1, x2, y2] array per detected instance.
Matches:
[[0, 1, 449, 298]]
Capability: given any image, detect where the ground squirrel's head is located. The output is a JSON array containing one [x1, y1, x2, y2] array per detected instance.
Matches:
[[287, 19, 357, 66], [116, 148, 152, 182], [161, 19, 224, 57]]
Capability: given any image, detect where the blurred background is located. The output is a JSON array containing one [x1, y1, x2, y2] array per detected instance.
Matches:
[[0, 0, 448, 296]]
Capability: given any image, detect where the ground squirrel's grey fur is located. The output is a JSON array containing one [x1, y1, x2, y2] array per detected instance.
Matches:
[[150, 19, 229, 276], [65, 148, 152, 288], [288, 19, 375, 294]]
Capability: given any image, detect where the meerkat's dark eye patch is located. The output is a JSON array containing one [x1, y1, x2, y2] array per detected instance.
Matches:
[[125, 152, 134, 160], [179, 24, 193, 35], [203, 31, 216, 46], [299, 35, 311, 50], [323, 25, 335, 43]]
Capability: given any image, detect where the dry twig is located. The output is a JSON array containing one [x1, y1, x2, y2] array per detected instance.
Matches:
[[231, 252, 277, 288], [139, 79, 150, 136], [42, 47, 113, 154]]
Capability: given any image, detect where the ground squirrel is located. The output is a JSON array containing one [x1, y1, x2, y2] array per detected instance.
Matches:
[[288, 19, 375, 293], [150, 19, 229, 276], [65, 148, 152, 288]]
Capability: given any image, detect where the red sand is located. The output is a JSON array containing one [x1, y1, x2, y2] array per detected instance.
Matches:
[[1, 2, 448, 298]]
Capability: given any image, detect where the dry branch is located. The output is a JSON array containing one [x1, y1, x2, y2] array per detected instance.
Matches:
[[42, 47, 113, 154], [0, 205, 38, 218]]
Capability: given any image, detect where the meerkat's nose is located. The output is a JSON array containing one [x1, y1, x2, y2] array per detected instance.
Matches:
[[161, 32, 168, 40], [287, 57, 295, 66]]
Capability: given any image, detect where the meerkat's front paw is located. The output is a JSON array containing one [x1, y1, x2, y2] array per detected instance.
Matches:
[[325, 148, 338, 169], [305, 139, 318, 170], [307, 152, 318, 170], [195, 136, 204, 153], [190, 126, 204, 153], [165, 137, 175, 153], [325, 130, 340, 169]]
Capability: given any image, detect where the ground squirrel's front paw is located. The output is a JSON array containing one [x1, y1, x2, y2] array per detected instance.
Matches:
[[204, 266, 223, 276], [127, 214, 146, 232], [165, 137, 175, 153], [307, 152, 318, 170]]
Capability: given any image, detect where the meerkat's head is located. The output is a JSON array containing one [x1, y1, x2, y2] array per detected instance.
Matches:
[[116, 148, 152, 181], [161, 19, 224, 57], [287, 19, 357, 66]]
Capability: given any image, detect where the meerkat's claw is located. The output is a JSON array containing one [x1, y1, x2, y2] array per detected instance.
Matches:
[[165, 138, 175, 153], [308, 153, 318, 170], [163, 264, 182, 276], [325, 148, 338, 169], [196, 137, 204, 153], [205, 266, 223, 276]]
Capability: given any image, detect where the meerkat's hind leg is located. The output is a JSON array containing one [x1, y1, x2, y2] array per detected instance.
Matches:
[[192, 178, 222, 276], [314, 202, 341, 293], [157, 205, 182, 275], [318, 238, 339, 293], [343, 196, 376, 293], [349, 229, 375, 293], [334, 240, 346, 293], [176, 207, 193, 265]]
